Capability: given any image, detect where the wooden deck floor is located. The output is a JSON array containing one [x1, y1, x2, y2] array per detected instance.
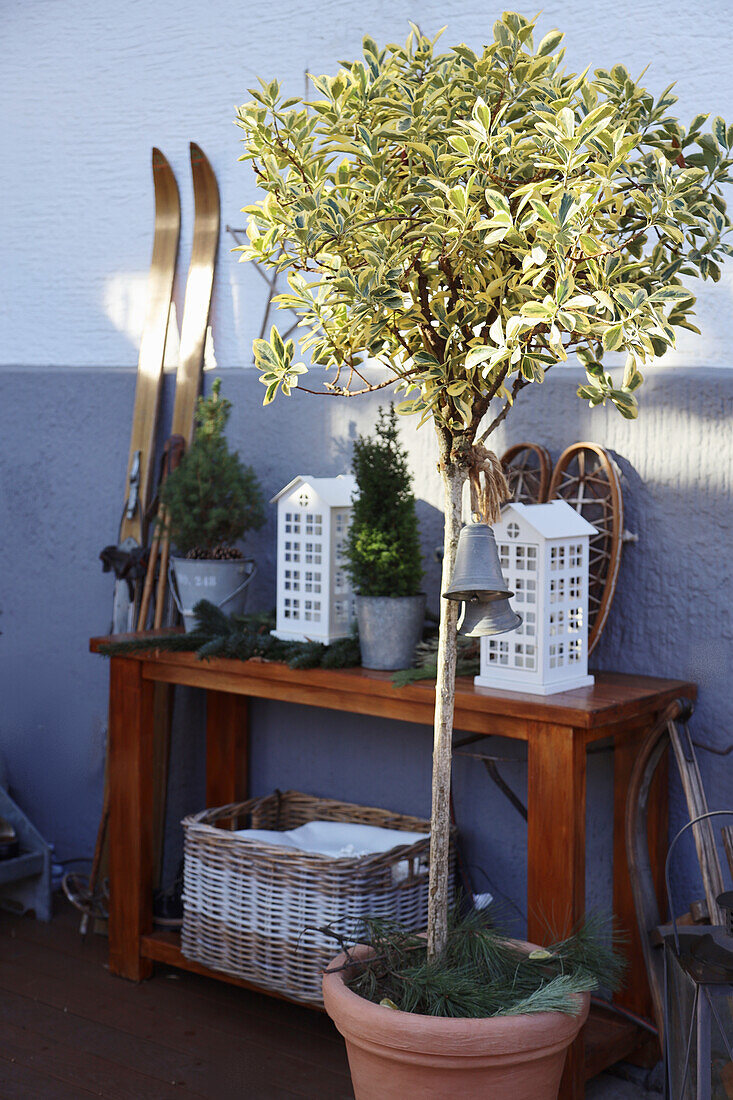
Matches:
[[0, 899, 353, 1099]]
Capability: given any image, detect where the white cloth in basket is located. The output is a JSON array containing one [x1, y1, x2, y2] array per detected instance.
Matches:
[[234, 819, 428, 859]]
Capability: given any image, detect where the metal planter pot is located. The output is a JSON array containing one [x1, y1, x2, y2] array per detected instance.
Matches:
[[356, 594, 426, 671], [169, 557, 256, 632]]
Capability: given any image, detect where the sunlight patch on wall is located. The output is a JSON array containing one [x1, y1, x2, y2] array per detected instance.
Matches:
[[204, 326, 217, 371], [103, 273, 180, 368]]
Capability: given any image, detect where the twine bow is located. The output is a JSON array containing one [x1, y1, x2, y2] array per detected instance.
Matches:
[[467, 445, 511, 526]]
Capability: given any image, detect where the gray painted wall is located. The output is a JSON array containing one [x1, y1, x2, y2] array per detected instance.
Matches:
[[3, 0, 732, 932], [1, 364, 730, 930]]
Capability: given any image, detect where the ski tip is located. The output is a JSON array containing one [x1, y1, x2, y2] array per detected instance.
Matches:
[[152, 147, 172, 171], [189, 143, 219, 208]]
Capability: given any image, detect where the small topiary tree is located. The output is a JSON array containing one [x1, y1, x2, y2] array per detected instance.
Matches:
[[346, 404, 423, 598], [160, 379, 266, 558], [235, 13, 732, 959]]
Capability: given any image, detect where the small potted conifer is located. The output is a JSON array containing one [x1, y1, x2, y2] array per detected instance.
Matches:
[[345, 405, 425, 670], [160, 379, 266, 630]]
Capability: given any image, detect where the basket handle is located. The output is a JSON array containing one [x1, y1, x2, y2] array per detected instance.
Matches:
[[168, 559, 184, 616], [223, 561, 256, 609], [273, 788, 283, 830], [167, 559, 256, 616]]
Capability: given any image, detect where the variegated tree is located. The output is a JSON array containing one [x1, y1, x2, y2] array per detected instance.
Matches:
[[236, 12, 731, 957]]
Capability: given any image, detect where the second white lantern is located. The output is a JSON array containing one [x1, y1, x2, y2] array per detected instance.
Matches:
[[474, 501, 597, 696]]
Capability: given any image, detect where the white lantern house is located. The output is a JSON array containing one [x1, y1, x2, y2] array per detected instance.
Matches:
[[474, 501, 597, 695], [271, 475, 358, 645]]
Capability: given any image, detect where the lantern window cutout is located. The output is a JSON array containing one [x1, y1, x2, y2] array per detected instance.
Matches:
[[663, 811, 733, 1100], [474, 501, 597, 696], [271, 475, 358, 644]]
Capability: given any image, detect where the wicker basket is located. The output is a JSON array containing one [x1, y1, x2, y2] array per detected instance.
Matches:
[[181, 789, 455, 1005]]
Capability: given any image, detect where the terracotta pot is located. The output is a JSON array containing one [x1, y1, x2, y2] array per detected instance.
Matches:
[[322, 943, 590, 1100]]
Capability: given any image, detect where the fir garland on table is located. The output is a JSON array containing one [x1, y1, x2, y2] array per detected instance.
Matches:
[[392, 636, 480, 687], [100, 601, 479, 681], [99, 601, 361, 670]]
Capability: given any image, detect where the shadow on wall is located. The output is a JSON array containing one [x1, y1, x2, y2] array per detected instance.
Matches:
[[225, 382, 447, 617], [487, 364, 733, 916]]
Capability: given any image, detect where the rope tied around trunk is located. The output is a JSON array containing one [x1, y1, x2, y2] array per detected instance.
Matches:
[[467, 445, 511, 526]]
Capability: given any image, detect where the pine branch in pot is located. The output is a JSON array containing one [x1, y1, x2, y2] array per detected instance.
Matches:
[[345, 405, 425, 670], [322, 912, 622, 1100], [159, 379, 266, 630]]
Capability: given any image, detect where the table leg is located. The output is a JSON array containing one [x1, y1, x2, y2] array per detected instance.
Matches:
[[151, 682, 173, 888], [613, 724, 668, 1021], [108, 658, 154, 980], [527, 722, 586, 1100], [206, 691, 250, 807]]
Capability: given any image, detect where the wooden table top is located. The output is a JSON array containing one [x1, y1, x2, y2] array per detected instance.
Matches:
[[91, 632, 696, 738]]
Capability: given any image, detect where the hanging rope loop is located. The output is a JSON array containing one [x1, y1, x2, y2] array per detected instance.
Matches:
[[467, 445, 511, 526]]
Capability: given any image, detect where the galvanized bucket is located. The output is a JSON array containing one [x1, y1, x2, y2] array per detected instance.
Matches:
[[356, 594, 426, 671], [169, 557, 257, 632]]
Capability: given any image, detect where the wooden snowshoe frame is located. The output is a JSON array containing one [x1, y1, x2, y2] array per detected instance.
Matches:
[[500, 442, 552, 504], [548, 442, 624, 654]]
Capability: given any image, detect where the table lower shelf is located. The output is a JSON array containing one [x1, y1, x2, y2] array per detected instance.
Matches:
[[140, 929, 658, 1078], [141, 929, 302, 1004]]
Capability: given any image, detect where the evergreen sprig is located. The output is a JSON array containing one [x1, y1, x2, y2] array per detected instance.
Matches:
[[159, 379, 266, 558], [345, 405, 422, 598], [392, 635, 480, 686], [326, 908, 624, 1019]]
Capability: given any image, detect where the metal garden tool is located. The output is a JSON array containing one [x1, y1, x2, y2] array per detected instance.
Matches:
[[0, 815, 19, 861]]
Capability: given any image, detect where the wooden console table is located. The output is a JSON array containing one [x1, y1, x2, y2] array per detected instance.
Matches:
[[90, 633, 695, 1099]]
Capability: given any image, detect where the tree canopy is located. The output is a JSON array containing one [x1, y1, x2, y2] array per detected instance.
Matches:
[[236, 13, 731, 444]]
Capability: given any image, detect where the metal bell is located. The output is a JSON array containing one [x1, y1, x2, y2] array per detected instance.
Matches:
[[458, 597, 522, 638], [443, 524, 512, 602]]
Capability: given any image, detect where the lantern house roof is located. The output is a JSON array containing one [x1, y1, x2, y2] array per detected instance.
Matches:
[[499, 501, 597, 539], [270, 474, 357, 508]]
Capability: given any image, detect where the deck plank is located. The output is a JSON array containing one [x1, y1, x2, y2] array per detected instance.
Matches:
[[3, 907, 341, 1043], [0, 1053, 100, 1099], [0, 1009, 204, 1100], [0, 903, 353, 1100]]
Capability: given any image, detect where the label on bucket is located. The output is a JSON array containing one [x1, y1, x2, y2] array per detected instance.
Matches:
[[177, 573, 219, 588]]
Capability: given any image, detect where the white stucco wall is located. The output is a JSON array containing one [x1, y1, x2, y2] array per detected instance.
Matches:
[[3, 0, 732, 370]]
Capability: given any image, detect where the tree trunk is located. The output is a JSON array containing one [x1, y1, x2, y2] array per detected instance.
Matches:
[[426, 437, 467, 961]]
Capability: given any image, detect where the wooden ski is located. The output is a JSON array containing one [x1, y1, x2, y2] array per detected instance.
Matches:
[[142, 144, 219, 895], [68, 151, 180, 933], [77, 147, 220, 934], [139, 142, 220, 631], [171, 143, 220, 443], [103, 149, 180, 633], [156, 142, 219, 629]]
